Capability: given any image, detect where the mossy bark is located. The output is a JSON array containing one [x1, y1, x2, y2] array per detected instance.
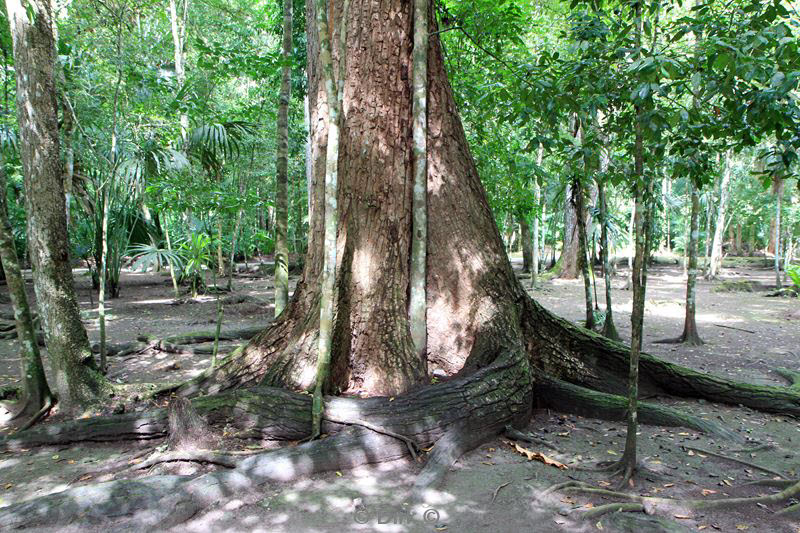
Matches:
[[6, 0, 111, 413], [273, 0, 292, 318], [0, 156, 52, 419]]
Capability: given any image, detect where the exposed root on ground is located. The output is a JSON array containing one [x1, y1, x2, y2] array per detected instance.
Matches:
[[543, 479, 800, 520], [131, 450, 238, 470], [680, 444, 786, 479]]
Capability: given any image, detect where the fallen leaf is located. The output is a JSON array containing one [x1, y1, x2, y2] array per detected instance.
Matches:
[[389, 397, 395, 402], [336, 471, 342, 477], [735, 525, 749, 531], [3, 484, 12, 489], [481, 461, 495, 466], [663, 483, 675, 488], [688, 450, 695, 456], [674, 514, 691, 519], [598, 481, 611, 487], [701, 489, 717, 496], [607, 450, 618, 455], [508, 442, 567, 469]]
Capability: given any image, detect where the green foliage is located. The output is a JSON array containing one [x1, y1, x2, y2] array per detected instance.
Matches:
[[788, 264, 800, 290], [178, 233, 213, 297]]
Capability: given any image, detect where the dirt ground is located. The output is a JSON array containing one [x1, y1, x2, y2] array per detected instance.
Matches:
[[0, 256, 799, 532]]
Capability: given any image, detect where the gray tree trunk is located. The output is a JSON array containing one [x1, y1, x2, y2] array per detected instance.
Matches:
[[6, 0, 110, 412], [774, 176, 783, 289], [274, 0, 292, 318], [706, 150, 732, 279], [679, 182, 704, 345], [408, 0, 429, 357], [311, 0, 347, 438], [0, 156, 52, 421]]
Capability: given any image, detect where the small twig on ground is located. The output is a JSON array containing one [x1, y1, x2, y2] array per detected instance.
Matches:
[[714, 324, 756, 334], [491, 481, 511, 504], [681, 445, 786, 479]]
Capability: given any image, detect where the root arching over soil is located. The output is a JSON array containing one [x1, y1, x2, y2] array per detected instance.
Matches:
[[3, 295, 800, 529]]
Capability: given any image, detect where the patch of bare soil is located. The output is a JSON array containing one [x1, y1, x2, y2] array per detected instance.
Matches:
[[0, 257, 798, 532]]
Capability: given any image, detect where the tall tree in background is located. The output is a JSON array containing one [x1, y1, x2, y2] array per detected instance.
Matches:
[[681, 182, 704, 344], [169, 0, 190, 141], [573, 178, 595, 329], [5, 0, 111, 412], [706, 149, 732, 279], [598, 178, 619, 340], [273, 0, 292, 318], [773, 175, 783, 289]]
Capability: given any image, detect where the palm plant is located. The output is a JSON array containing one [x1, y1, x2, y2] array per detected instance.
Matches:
[[178, 233, 213, 298], [129, 242, 185, 298]]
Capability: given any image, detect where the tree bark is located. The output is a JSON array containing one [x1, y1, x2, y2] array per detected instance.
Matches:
[[572, 180, 595, 330], [274, 0, 292, 318], [706, 150, 732, 279], [773, 176, 783, 289], [679, 182, 704, 345], [598, 180, 619, 340], [520, 217, 533, 274], [409, 0, 429, 357], [6, 0, 111, 412], [0, 156, 53, 421], [169, 0, 190, 141], [556, 180, 583, 279]]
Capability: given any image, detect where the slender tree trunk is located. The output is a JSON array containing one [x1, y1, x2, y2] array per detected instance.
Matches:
[[409, 0, 429, 357], [598, 180, 619, 340], [520, 217, 532, 274], [621, 1, 650, 483], [0, 156, 53, 421], [703, 190, 713, 272], [274, 0, 292, 318], [164, 219, 180, 298], [663, 177, 671, 252], [573, 180, 594, 330], [6, 0, 111, 412], [735, 223, 742, 256], [311, 0, 347, 438], [774, 176, 783, 289], [679, 182, 704, 345], [706, 151, 732, 279], [531, 145, 543, 286], [98, 5, 126, 374], [169, 0, 190, 141]]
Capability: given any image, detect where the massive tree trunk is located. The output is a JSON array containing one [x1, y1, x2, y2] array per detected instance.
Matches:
[[181, 0, 522, 398], [14, 1, 800, 525], [6, 0, 111, 412]]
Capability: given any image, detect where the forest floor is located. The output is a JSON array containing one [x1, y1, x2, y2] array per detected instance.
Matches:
[[0, 255, 799, 532]]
